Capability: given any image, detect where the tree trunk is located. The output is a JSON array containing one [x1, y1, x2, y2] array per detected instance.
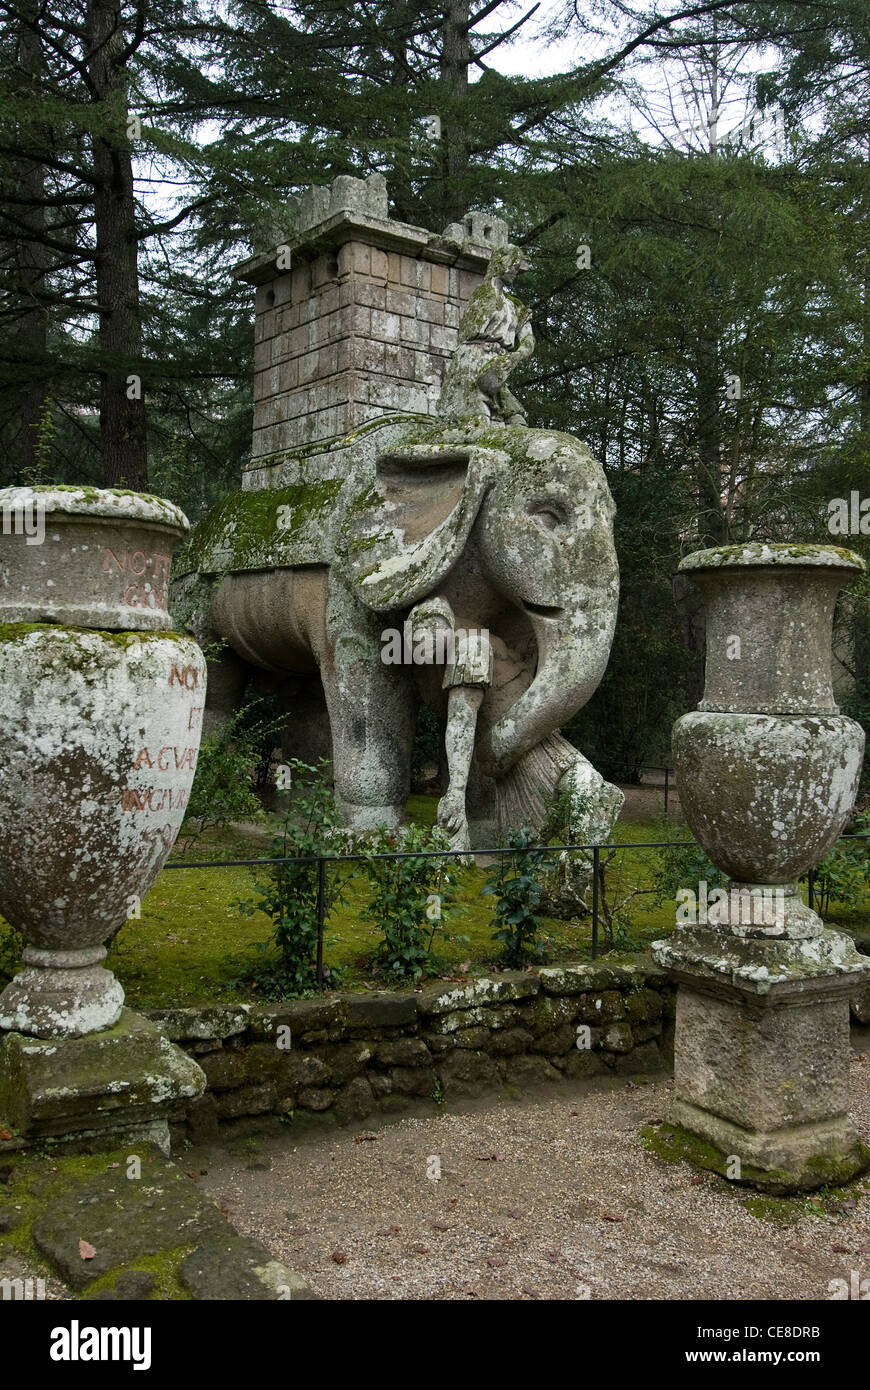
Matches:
[[438, 0, 470, 225], [694, 333, 727, 548], [384, 1, 416, 222], [852, 185, 870, 722], [856, 186, 861, 433], [13, 2, 49, 480], [86, 0, 147, 490]]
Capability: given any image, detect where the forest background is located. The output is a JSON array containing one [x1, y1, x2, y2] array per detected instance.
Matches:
[[1, 0, 867, 779]]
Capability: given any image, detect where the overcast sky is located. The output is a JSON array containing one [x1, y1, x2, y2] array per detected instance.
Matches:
[[481, 0, 585, 78]]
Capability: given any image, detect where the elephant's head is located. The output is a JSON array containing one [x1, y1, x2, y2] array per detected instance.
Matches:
[[334, 429, 619, 778], [473, 432, 618, 776]]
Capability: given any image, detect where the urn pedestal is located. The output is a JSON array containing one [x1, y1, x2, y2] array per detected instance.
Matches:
[[0, 487, 206, 1151], [653, 543, 870, 1192]]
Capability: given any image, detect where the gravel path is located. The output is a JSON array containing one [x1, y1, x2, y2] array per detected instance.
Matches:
[[617, 781, 680, 821], [0, 1247, 70, 1301], [190, 1050, 870, 1301]]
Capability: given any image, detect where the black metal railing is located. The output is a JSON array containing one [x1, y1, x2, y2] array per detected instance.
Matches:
[[163, 831, 868, 986]]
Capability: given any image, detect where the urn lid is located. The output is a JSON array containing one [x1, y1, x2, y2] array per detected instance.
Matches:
[[679, 542, 864, 574], [0, 484, 191, 632], [0, 485, 189, 534]]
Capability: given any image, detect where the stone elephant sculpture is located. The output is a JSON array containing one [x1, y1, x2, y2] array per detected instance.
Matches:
[[175, 422, 620, 847]]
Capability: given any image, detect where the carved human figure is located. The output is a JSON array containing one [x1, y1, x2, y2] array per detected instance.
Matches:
[[437, 243, 534, 426], [406, 596, 493, 852]]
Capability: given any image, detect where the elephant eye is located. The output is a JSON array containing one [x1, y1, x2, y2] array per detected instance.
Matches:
[[528, 502, 565, 530]]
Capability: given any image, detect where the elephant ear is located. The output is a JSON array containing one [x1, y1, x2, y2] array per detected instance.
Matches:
[[335, 444, 507, 612]]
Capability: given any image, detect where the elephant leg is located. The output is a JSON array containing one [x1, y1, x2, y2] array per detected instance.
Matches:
[[202, 643, 252, 736], [320, 582, 415, 831], [326, 664, 415, 830]]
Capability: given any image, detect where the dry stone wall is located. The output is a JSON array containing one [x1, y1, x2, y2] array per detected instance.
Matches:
[[149, 960, 678, 1141]]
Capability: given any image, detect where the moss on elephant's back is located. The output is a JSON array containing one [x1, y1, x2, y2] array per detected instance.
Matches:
[[175, 481, 343, 577]]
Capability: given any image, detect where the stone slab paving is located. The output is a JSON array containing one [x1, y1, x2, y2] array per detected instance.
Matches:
[[191, 1053, 870, 1301], [0, 1143, 315, 1301]]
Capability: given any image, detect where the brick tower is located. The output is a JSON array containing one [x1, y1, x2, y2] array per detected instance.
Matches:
[[232, 173, 509, 490]]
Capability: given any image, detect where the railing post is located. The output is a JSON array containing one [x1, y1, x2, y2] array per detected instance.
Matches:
[[591, 845, 599, 959], [316, 856, 325, 990], [664, 767, 670, 817]]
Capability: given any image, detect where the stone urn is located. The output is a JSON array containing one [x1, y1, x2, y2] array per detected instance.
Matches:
[[673, 542, 865, 935], [653, 542, 870, 1192], [0, 487, 206, 1039]]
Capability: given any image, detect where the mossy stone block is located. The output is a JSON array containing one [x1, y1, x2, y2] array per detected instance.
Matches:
[[31, 1146, 227, 1291], [0, 1009, 205, 1146], [179, 1234, 318, 1300]]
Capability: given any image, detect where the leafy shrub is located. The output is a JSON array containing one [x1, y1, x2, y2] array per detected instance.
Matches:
[[0, 919, 23, 985], [806, 811, 870, 916], [650, 812, 870, 925], [233, 758, 349, 997], [538, 785, 594, 918], [838, 574, 870, 795], [179, 701, 276, 852], [649, 816, 726, 909], [482, 828, 551, 967], [359, 823, 465, 980]]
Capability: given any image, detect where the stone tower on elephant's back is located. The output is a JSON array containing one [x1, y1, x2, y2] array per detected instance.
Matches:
[[233, 173, 509, 489]]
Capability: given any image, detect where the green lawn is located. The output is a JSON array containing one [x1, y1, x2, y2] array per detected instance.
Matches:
[[2, 796, 867, 1012], [108, 798, 670, 1008], [100, 797, 870, 1010]]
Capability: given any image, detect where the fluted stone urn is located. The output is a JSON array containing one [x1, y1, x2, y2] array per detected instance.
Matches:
[[653, 543, 870, 1192], [0, 487, 206, 1041]]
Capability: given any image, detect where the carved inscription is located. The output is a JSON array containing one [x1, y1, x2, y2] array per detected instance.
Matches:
[[170, 666, 204, 732], [121, 787, 190, 813], [120, 660, 205, 828], [133, 747, 198, 771], [103, 548, 171, 580], [170, 664, 200, 689], [103, 547, 171, 611]]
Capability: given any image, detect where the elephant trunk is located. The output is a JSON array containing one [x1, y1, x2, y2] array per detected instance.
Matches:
[[475, 608, 614, 780]]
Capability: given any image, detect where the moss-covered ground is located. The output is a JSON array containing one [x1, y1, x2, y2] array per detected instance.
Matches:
[[640, 1122, 870, 1216], [0, 1145, 213, 1299]]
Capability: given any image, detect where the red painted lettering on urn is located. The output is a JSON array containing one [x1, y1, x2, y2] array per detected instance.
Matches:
[[121, 787, 190, 813], [170, 665, 200, 690], [132, 747, 198, 771], [103, 547, 170, 580], [123, 582, 168, 611]]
